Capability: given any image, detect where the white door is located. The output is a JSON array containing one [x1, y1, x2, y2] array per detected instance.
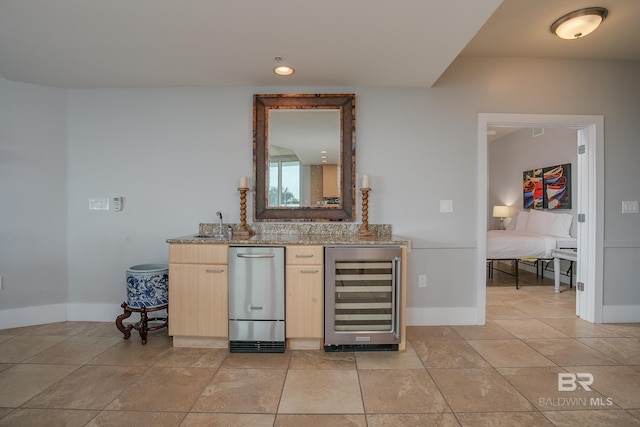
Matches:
[[575, 124, 603, 322]]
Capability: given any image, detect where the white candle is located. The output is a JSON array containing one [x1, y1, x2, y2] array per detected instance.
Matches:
[[240, 176, 248, 188], [362, 174, 370, 188]]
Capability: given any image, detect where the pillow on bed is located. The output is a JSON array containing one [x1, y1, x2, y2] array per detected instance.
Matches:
[[525, 209, 572, 237], [513, 210, 529, 232], [504, 216, 515, 230]]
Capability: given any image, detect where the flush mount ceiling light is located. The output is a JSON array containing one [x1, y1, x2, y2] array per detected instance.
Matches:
[[551, 7, 608, 39], [273, 56, 294, 76]]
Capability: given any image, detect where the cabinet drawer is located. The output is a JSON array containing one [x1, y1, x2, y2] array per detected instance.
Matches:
[[169, 244, 227, 264], [286, 245, 323, 265]]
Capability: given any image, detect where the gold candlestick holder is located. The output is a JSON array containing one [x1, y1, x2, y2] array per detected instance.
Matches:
[[235, 187, 254, 238], [358, 188, 374, 237]]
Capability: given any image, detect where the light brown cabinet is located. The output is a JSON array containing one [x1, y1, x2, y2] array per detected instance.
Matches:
[[285, 245, 324, 349], [322, 164, 339, 198], [168, 244, 228, 348], [167, 242, 407, 352]]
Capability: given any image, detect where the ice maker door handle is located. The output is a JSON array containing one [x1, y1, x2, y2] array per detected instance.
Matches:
[[236, 253, 276, 259]]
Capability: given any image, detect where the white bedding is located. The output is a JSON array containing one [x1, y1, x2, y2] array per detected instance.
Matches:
[[487, 230, 559, 259]]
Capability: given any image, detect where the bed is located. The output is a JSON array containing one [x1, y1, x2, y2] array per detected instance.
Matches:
[[487, 209, 576, 288]]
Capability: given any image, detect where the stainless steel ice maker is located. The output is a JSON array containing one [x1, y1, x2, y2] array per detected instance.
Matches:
[[228, 246, 285, 352]]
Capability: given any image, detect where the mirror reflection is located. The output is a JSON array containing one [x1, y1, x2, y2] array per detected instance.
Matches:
[[268, 109, 340, 208], [253, 93, 355, 222]]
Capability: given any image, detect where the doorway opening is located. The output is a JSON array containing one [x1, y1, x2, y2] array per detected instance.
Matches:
[[476, 114, 604, 324]]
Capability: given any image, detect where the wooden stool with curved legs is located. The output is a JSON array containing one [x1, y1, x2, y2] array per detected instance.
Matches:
[[115, 302, 168, 345]]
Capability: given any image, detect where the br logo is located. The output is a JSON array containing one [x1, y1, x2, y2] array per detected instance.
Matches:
[[558, 373, 594, 391]]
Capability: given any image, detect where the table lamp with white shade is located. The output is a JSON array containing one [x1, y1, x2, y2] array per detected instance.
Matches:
[[492, 205, 510, 230]]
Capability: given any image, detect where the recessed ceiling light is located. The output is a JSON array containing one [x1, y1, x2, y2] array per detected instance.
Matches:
[[551, 7, 608, 40], [273, 56, 295, 76], [274, 66, 294, 76]]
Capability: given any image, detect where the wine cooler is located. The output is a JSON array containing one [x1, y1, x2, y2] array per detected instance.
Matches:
[[324, 246, 402, 351]]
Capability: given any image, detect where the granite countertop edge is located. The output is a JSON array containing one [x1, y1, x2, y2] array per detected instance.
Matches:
[[166, 234, 408, 246]]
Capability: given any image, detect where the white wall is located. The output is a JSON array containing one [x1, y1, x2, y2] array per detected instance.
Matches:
[[0, 80, 68, 325], [488, 127, 577, 232], [65, 87, 258, 319], [2, 56, 639, 327]]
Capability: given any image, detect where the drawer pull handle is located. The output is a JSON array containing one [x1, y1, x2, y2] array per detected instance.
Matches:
[[295, 254, 314, 258], [300, 269, 319, 274], [205, 269, 224, 273]]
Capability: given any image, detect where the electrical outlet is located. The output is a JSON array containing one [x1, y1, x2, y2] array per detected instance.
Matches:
[[418, 275, 427, 288]]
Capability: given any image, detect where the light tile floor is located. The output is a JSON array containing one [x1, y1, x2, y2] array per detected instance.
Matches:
[[1, 269, 639, 426]]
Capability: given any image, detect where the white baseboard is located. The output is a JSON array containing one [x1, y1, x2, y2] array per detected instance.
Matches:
[[0, 304, 67, 329], [66, 303, 135, 322], [67, 303, 167, 323], [10, 303, 627, 331], [0, 303, 168, 329], [406, 307, 480, 326], [602, 305, 640, 323]]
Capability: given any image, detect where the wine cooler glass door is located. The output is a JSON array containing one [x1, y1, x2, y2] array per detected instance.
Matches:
[[324, 246, 401, 348]]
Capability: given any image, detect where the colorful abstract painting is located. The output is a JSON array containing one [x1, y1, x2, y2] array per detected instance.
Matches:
[[543, 163, 571, 209], [523, 169, 543, 209], [523, 163, 571, 210]]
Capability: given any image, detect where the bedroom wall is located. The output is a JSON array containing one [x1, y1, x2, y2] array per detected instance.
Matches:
[[1, 56, 639, 328], [488, 127, 577, 234]]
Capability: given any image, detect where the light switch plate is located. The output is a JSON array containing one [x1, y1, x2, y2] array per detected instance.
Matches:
[[440, 200, 453, 213], [622, 201, 639, 213], [418, 275, 427, 288], [89, 198, 110, 210]]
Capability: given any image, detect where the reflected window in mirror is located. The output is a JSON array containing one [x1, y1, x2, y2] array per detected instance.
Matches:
[[269, 157, 301, 207]]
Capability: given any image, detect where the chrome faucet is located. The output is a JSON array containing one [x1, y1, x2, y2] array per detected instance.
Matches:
[[216, 211, 223, 236]]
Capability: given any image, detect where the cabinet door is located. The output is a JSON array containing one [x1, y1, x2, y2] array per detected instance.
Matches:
[[322, 164, 339, 198], [286, 265, 323, 338], [169, 263, 228, 337]]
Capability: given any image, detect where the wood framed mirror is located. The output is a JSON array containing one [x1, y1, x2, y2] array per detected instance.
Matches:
[[253, 93, 356, 222]]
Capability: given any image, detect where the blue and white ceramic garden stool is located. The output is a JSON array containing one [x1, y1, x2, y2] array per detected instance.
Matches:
[[115, 264, 169, 344]]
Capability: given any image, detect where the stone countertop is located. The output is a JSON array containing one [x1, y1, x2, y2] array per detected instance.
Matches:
[[166, 223, 408, 246], [166, 233, 408, 246]]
